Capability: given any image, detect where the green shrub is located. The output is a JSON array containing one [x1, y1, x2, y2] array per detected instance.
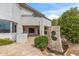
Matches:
[[0, 38, 14, 46], [58, 7, 79, 43], [34, 36, 48, 51]]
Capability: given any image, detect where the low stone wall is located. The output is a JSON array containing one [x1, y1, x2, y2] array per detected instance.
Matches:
[[16, 34, 28, 43], [0, 33, 28, 43], [0, 33, 16, 41]]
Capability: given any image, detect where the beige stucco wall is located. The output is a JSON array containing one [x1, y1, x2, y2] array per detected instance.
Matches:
[[0, 3, 51, 35], [0, 3, 12, 21], [0, 3, 51, 26], [21, 17, 42, 25], [20, 6, 33, 15], [21, 17, 51, 35], [42, 18, 51, 26], [21, 17, 51, 26], [15, 4, 51, 35]]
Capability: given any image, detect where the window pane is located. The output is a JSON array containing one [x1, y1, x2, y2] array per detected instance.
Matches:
[[44, 27, 48, 35], [0, 20, 10, 33], [29, 28, 35, 33]]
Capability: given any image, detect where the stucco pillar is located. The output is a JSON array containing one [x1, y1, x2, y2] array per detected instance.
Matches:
[[17, 24, 23, 34], [16, 24, 28, 43], [40, 25, 44, 35], [39, 21, 44, 35], [10, 22, 12, 33]]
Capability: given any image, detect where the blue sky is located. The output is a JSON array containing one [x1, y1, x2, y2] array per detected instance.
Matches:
[[28, 3, 79, 19]]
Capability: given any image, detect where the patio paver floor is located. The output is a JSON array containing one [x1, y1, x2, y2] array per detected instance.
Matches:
[[0, 37, 43, 56]]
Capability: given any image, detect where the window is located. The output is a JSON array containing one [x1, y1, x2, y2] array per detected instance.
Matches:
[[44, 31, 47, 34], [0, 20, 10, 33], [29, 28, 35, 33], [44, 27, 48, 35]]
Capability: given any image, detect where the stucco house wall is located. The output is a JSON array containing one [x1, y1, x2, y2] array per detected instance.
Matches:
[[42, 18, 51, 26], [0, 3, 51, 43], [20, 6, 33, 15], [12, 3, 51, 35], [0, 3, 12, 21]]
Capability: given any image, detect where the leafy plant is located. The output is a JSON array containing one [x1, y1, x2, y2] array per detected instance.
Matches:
[[58, 7, 79, 43], [51, 19, 58, 26], [34, 36, 48, 51]]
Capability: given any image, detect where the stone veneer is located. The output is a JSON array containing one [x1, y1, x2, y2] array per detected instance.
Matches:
[[48, 26, 64, 53]]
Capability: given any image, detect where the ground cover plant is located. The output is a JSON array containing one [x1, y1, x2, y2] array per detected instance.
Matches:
[[0, 38, 14, 46]]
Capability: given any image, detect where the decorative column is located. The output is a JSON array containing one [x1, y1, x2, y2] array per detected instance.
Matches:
[[10, 22, 12, 33], [39, 21, 44, 35], [16, 24, 28, 43], [17, 24, 23, 34]]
